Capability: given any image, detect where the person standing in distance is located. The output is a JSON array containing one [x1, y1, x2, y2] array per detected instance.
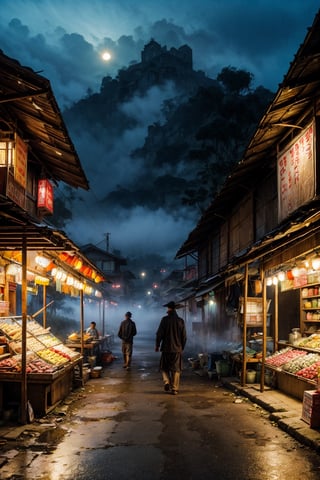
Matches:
[[86, 321, 99, 339], [118, 312, 137, 370], [155, 301, 187, 395]]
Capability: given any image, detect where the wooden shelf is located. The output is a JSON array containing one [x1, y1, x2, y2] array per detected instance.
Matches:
[[301, 283, 320, 335]]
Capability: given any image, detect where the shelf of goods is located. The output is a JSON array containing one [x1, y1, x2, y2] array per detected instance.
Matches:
[[267, 335, 320, 400], [0, 317, 82, 416], [301, 285, 320, 335]]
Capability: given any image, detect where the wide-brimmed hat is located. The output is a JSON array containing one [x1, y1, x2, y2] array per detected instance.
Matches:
[[163, 301, 177, 309]]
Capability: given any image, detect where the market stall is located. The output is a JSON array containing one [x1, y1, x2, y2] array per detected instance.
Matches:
[[0, 316, 82, 417], [65, 333, 114, 364]]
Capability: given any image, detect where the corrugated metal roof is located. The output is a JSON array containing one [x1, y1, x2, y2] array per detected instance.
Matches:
[[176, 10, 320, 259], [0, 49, 89, 190]]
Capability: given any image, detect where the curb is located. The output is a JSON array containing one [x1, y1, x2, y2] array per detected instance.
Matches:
[[221, 377, 320, 453]]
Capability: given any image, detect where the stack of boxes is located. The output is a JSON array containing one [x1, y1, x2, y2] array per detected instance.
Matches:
[[301, 390, 320, 428]]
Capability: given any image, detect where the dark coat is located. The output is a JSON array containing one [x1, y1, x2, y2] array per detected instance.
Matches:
[[156, 311, 186, 352], [118, 318, 137, 344]]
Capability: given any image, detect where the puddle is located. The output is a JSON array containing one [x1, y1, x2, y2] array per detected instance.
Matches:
[[36, 426, 68, 444]]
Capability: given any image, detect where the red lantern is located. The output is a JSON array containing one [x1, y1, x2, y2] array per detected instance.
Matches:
[[37, 179, 54, 214], [287, 270, 294, 280]]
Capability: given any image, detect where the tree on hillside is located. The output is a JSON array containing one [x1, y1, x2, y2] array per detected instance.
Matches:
[[217, 66, 253, 94]]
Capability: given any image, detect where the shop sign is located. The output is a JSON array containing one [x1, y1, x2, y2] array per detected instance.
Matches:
[[37, 179, 54, 214], [277, 122, 315, 222], [6, 173, 26, 209], [14, 134, 27, 188]]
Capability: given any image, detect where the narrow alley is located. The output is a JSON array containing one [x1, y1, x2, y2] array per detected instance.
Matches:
[[1, 331, 320, 480]]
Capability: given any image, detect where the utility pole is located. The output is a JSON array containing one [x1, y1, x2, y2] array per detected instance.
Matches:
[[104, 232, 110, 252]]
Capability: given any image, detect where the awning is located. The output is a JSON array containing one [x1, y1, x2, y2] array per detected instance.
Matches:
[[0, 49, 89, 190], [176, 10, 320, 260]]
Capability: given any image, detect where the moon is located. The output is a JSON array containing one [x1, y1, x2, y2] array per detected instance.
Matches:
[[101, 51, 111, 61]]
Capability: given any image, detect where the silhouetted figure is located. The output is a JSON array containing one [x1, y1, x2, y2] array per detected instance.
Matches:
[[155, 301, 187, 395], [118, 312, 137, 370]]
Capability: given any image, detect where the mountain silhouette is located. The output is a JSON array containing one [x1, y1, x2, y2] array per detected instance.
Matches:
[[56, 40, 274, 266]]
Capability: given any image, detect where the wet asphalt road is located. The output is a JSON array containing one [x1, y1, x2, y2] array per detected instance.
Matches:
[[1, 331, 320, 480]]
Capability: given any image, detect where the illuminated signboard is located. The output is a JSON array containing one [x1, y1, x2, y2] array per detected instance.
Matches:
[[277, 122, 315, 222], [37, 179, 54, 214], [14, 134, 27, 188]]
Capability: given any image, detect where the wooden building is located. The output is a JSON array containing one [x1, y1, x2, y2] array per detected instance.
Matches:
[[176, 10, 320, 400]]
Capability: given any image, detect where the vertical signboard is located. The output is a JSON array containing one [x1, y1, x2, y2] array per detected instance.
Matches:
[[15, 134, 27, 188], [278, 123, 315, 222]]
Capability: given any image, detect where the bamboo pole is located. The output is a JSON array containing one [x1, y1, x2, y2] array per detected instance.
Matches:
[[43, 285, 47, 328], [274, 280, 279, 351], [260, 266, 266, 393], [241, 263, 249, 386], [80, 289, 84, 357], [20, 234, 27, 424]]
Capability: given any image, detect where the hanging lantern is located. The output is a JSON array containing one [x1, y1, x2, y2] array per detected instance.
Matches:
[[74, 258, 82, 270], [37, 179, 54, 214], [312, 257, 320, 270], [35, 255, 51, 268], [292, 267, 300, 277], [59, 252, 70, 262], [287, 270, 294, 280]]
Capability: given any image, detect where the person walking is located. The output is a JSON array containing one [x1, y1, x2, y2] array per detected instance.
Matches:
[[155, 301, 187, 395], [118, 312, 137, 370]]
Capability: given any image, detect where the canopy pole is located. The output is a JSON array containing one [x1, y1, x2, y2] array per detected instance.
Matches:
[[241, 263, 248, 387], [260, 266, 266, 393], [43, 285, 47, 328], [80, 289, 84, 357], [20, 234, 27, 424], [102, 299, 105, 337], [274, 279, 279, 351]]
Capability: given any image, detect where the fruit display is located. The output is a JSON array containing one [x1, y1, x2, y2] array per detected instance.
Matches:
[[37, 333, 61, 348], [24, 320, 51, 337], [296, 360, 320, 380], [0, 356, 19, 371], [52, 343, 80, 360], [36, 348, 70, 366], [9, 336, 45, 354], [282, 352, 320, 374], [265, 348, 307, 367], [0, 352, 57, 373], [294, 334, 320, 350], [0, 317, 80, 375], [0, 322, 22, 340], [26, 357, 57, 374]]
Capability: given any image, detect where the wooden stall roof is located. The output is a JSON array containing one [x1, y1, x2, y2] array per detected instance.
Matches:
[[176, 9, 320, 260], [0, 214, 110, 284], [0, 49, 89, 191]]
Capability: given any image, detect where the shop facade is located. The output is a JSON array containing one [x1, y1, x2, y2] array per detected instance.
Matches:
[[176, 11, 320, 402], [0, 49, 107, 423]]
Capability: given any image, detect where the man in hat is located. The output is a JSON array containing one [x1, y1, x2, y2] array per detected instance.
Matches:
[[155, 301, 187, 395], [118, 312, 137, 370]]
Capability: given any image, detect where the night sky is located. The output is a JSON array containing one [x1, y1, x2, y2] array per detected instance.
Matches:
[[0, 0, 319, 263]]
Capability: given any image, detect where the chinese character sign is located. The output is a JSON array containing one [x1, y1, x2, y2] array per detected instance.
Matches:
[[277, 123, 315, 222], [15, 134, 27, 187], [37, 179, 54, 214]]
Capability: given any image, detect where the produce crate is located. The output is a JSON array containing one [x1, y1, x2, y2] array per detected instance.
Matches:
[[301, 390, 320, 428], [276, 370, 314, 400]]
